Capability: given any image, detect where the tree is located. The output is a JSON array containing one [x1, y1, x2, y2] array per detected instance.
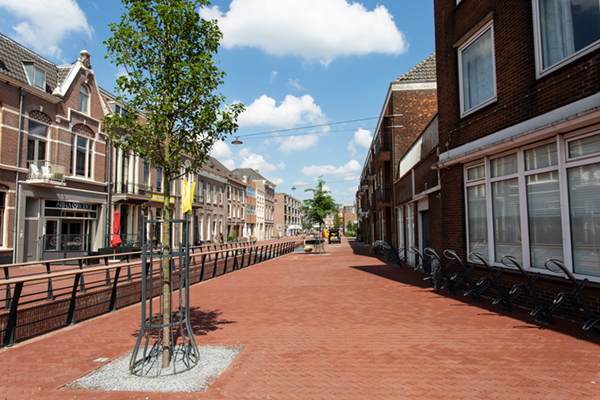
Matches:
[[301, 177, 339, 252], [346, 221, 355, 232], [333, 213, 343, 229], [104, 0, 244, 368]]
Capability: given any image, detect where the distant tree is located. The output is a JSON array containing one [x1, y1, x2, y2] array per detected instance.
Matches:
[[301, 177, 339, 252], [104, 0, 244, 368], [346, 221, 355, 232], [333, 213, 343, 229]]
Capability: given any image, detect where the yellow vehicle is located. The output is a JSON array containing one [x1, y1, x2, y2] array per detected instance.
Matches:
[[328, 228, 341, 244]]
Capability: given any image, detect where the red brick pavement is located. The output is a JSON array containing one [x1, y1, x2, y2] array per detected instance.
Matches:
[[2, 238, 600, 399]]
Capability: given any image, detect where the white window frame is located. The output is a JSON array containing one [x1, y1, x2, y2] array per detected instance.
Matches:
[[458, 20, 497, 117], [71, 134, 93, 178], [463, 132, 600, 282], [532, 0, 600, 78], [79, 85, 90, 114]]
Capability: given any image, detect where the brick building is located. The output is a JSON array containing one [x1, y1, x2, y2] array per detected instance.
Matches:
[[357, 54, 438, 252], [433, 0, 600, 318], [274, 193, 302, 237], [0, 33, 110, 263]]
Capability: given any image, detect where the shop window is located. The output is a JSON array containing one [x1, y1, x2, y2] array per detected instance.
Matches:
[[459, 20, 497, 116], [534, 0, 600, 75], [568, 162, 600, 275]]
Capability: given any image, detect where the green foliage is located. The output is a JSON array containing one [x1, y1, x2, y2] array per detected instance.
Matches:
[[103, 0, 244, 185], [344, 231, 356, 237], [301, 176, 339, 228], [333, 213, 343, 229], [346, 220, 356, 232]]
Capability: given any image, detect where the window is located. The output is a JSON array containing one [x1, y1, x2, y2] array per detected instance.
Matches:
[[27, 120, 47, 165], [196, 180, 204, 202], [79, 85, 90, 113], [142, 159, 150, 186], [207, 183, 212, 203], [464, 135, 600, 278], [157, 167, 163, 191], [0, 192, 5, 246], [227, 186, 231, 200], [459, 20, 496, 116], [219, 187, 223, 204], [71, 134, 92, 178], [213, 185, 217, 204], [24, 63, 46, 90], [534, 0, 600, 75], [466, 163, 489, 258]]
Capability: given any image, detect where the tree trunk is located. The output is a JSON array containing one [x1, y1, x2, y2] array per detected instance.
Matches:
[[162, 181, 172, 368]]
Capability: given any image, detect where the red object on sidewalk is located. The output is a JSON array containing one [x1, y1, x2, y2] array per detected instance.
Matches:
[[110, 210, 122, 247]]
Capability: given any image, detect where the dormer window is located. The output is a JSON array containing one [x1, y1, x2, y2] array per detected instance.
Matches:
[[79, 84, 89, 113], [23, 63, 46, 90]]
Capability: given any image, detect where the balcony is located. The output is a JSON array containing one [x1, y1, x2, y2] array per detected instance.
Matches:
[[27, 160, 66, 186], [375, 131, 391, 161], [376, 184, 392, 205], [112, 181, 152, 204]]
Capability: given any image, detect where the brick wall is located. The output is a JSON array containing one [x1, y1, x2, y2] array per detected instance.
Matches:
[[434, 0, 600, 154]]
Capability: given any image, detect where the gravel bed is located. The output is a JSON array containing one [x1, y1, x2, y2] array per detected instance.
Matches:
[[63, 346, 243, 393]]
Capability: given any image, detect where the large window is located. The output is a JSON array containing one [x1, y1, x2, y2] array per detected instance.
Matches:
[[465, 132, 600, 278], [27, 120, 47, 164], [71, 134, 92, 177], [534, 0, 600, 75], [459, 20, 496, 116]]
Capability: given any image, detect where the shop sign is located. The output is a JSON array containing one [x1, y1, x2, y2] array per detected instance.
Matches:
[[47, 200, 92, 210], [151, 194, 175, 204]]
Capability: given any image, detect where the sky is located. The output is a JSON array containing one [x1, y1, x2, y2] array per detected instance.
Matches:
[[0, 0, 436, 206]]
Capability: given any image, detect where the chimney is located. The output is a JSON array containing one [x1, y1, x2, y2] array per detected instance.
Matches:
[[79, 50, 92, 69]]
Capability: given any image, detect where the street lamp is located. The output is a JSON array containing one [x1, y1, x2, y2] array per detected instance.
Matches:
[[232, 137, 243, 147]]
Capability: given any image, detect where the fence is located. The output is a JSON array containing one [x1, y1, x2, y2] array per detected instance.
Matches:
[[0, 240, 301, 347]]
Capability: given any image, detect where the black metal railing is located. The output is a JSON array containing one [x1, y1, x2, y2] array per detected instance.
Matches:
[[376, 184, 392, 204], [0, 239, 301, 347], [375, 131, 391, 155], [112, 181, 152, 195]]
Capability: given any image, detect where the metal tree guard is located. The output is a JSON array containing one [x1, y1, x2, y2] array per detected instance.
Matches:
[[130, 210, 199, 377]]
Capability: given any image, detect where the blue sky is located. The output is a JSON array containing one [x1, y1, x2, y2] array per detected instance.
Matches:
[[0, 0, 435, 206]]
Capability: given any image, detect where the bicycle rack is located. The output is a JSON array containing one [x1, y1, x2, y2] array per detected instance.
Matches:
[[424, 248, 455, 294], [501, 255, 552, 324], [544, 259, 600, 338], [408, 246, 434, 285], [443, 250, 477, 301], [469, 252, 510, 311]]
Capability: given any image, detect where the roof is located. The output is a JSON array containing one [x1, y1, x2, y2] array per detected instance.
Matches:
[[232, 168, 268, 182], [396, 53, 436, 83], [0, 32, 70, 93], [205, 156, 245, 186]]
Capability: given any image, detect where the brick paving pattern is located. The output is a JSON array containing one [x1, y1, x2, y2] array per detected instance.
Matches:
[[1, 238, 600, 399]]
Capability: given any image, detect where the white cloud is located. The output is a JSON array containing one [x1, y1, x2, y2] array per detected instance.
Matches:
[[269, 71, 278, 83], [287, 79, 305, 91], [270, 177, 284, 185], [354, 128, 373, 148], [277, 162, 286, 170], [241, 153, 277, 174], [301, 159, 361, 177], [348, 128, 372, 157], [238, 94, 325, 128], [200, 0, 407, 66], [0, 0, 92, 59], [210, 141, 235, 170], [276, 134, 320, 153]]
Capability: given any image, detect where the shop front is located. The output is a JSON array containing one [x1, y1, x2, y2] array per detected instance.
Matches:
[[19, 185, 107, 263]]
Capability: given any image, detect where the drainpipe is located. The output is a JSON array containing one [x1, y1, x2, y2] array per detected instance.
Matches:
[[12, 88, 26, 264]]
